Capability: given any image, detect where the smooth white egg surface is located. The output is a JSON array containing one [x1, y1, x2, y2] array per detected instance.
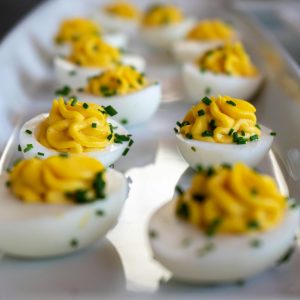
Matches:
[[92, 10, 139, 34], [175, 125, 273, 169], [173, 40, 224, 63], [183, 63, 263, 102], [76, 83, 161, 127], [0, 168, 128, 258], [141, 19, 195, 50], [54, 54, 146, 89], [19, 116, 128, 166], [54, 32, 128, 57], [149, 199, 300, 283]]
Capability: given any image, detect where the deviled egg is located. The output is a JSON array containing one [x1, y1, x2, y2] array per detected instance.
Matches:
[[149, 163, 300, 283], [183, 42, 263, 102], [54, 35, 146, 89], [92, 1, 141, 34], [0, 154, 128, 258], [74, 65, 161, 126], [19, 98, 133, 166], [175, 95, 274, 169], [54, 17, 128, 57], [173, 19, 237, 63], [140, 4, 195, 50]]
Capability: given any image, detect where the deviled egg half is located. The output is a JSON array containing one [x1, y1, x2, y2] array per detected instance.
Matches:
[[54, 35, 146, 89], [0, 154, 128, 258], [92, 1, 141, 34], [140, 4, 195, 50], [175, 95, 274, 169], [19, 98, 133, 166], [173, 19, 238, 63], [74, 65, 161, 126], [54, 17, 128, 57], [183, 42, 263, 102], [149, 163, 300, 283]]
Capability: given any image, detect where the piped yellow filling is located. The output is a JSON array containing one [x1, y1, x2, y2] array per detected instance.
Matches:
[[104, 1, 140, 20], [179, 95, 261, 144], [186, 19, 236, 41], [86, 65, 148, 96], [68, 36, 120, 68], [54, 18, 101, 44], [197, 42, 258, 77], [142, 4, 183, 27], [8, 155, 105, 204], [176, 163, 286, 234], [37, 98, 113, 153]]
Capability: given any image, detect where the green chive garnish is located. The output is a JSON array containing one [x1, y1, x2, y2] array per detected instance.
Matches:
[[191, 146, 196, 152], [91, 123, 97, 128], [103, 105, 118, 116], [228, 128, 234, 136], [270, 132, 277, 136], [25, 129, 32, 135], [70, 98, 78, 106], [82, 103, 89, 109], [226, 100, 236, 106], [23, 144, 33, 153], [198, 109, 205, 116], [201, 130, 213, 137], [37, 152, 44, 156], [122, 148, 130, 156], [202, 96, 212, 105], [249, 134, 259, 141], [55, 85, 71, 96]]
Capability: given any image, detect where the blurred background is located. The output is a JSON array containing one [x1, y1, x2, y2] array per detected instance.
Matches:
[[0, 0, 299, 64]]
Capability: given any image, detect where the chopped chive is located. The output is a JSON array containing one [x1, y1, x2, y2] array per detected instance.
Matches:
[[77, 87, 84, 92], [176, 202, 190, 220], [23, 144, 33, 153], [5, 181, 11, 187], [270, 132, 277, 136], [226, 100, 236, 106], [241, 130, 245, 136], [121, 119, 128, 125], [107, 134, 113, 141], [128, 139, 134, 147], [175, 185, 184, 195], [174, 127, 179, 134], [37, 152, 44, 156], [149, 229, 158, 239], [181, 121, 190, 127], [95, 209, 105, 216], [176, 121, 181, 127], [114, 134, 130, 143], [228, 128, 234, 136], [18, 144, 22, 152], [93, 171, 106, 199], [209, 119, 216, 130], [82, 103, 89, 109], [277, 246, 295, 265], [70, 98, 78, 106], [70, 238, 78, 248], [205, 87, 211, 95], [255, 124, 261, 130], [202, 96, 212, 105], [222, 163, 231, 169], [91, 123, 97, 128], [103, 105, 118, 116], [193, 193, 205, 203], [250, 239, 262, 248], [55, 85, 71, 96], [247, 219, 260, 230], [59, 152, 69, 158], [195, 165, 204, 173], [249, 134, 259, 142], [201, 130, 213, 137], [186, 133, 193, 139], [206, 218, 222, 237], [197, 109, 205, 116], [206, 167, 215, 177], [191, 146, 196, 152], [25, 129, 32, 135], [122, 148, 130, 156]]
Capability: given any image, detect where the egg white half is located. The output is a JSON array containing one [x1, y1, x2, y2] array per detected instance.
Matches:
[[149, 199, 300, 283], [173, 39, 224, 63], [92, 10, 139, 34], [76, 83, 161, 127], [140, 19, 195, 50], [182, 63, 263, 102], [54, 54, 146, 89], [19, 116, 129, 166], [175, 125, 273, 169], [0, 168, 128, 258], [54, 32, 128, 57]]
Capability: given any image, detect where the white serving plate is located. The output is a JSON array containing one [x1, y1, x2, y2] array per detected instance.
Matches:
[[0, 0, 300, 299]]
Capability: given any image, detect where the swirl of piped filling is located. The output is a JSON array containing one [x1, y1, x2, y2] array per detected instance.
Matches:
[[176, 163, 286, 234], [37, 98, 113, 153], [8, 155, 106, 204], [104, 1, 140, 20], [179, 95, 261, 144]]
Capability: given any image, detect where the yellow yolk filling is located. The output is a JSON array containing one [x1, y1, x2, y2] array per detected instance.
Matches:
[[186, 19, 235, 41], [68, 36, 121, 68], [86, 65, 148, 96], [180, 96, 261, 144], [176, 163, 286, 234], [54, 18, 101, 44], [37, 98, 113, 153], [104, 1, 140, 20], [142, 4, 183, 27], [198, 42, 258, 77], [8, 155, 105, 204]]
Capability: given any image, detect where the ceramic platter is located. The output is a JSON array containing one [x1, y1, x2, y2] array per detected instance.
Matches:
[[0, 0, 300, 299]]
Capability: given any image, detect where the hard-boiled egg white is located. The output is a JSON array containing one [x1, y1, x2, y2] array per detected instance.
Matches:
[[149, 198, 299, 283], [173, 19, 238, 63], [183, 42, 263, 102], [20, 115, 129, 166], [175, 95, 273, 169], [54, 32, 128, 57], [54, 54, 146, 90], [0, 168, 128, 258], [176, 124, 273, 169]]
